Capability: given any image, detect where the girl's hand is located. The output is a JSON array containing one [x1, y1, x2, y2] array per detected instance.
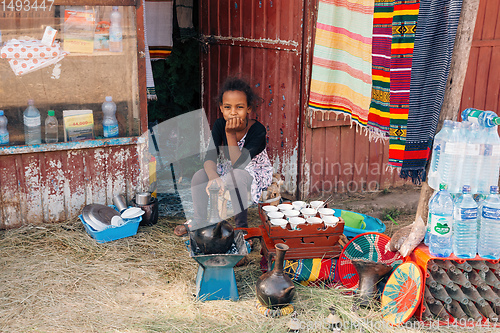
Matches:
[[225, 117, 245, 133], [206, 177, 225, 196]]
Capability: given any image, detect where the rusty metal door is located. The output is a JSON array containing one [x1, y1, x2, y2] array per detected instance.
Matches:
[[199, 0, 308, 197]]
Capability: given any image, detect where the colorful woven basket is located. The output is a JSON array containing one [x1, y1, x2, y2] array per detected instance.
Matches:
[[381, 261, 423, 326], [338, 232, 403, 289], [255, 301, 294, 317]]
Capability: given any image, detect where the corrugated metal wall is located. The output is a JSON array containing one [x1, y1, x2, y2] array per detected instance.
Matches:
[[200, 0, 305, 197], [302, 118, 407, 197], [0, 139, 148, 229], [460, 0, 500, 114], [200, 0, 408, 199]]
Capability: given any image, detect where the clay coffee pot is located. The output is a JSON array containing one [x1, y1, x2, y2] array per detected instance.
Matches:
[[256, 243, 296, 308], [190, 182, 234, 255], [351, 259, 392, 307]]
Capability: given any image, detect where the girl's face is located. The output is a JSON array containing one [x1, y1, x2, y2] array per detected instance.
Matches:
[[220, 90, 251, 122]]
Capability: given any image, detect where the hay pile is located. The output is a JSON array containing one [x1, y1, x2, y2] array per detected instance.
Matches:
[[0, 209, 459, 332]]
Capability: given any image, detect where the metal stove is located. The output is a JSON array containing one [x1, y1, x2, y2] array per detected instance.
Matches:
[[188, 230, 248, 301]]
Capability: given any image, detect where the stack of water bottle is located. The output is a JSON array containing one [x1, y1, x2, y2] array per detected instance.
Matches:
[[426, 108, 500, 259]]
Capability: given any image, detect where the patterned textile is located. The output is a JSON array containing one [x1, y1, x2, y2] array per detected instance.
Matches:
[[388, 0, 419, 168], [401, 0, 463, 183], [145, 0, 173, 59], [265, 257, 338, 286], [308, 0, 374, 127], [217, 133, 273, 203], [142, 0, 156, 100], [367, 0, 394, 137]]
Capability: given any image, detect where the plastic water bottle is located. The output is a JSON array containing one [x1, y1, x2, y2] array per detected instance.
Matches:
[[478, 110, 500, 128], [477, 126, 500, 194], [0, 110, 9, 145], [102, 96, 119, 138], [476, 194, 485, 240], [425, 189, 439, 246], [437, 122, 463, 194], [478, 186, 500, 259], [462, 108, 500, 126], [23, 99, 41, 145], [428, 183, 454, 257], [452, 185, 478, 259], [45, 110, 58, 143], [109, 7, 123, 52], [457, 122, 482, 193], [428, 120, 453, 190]]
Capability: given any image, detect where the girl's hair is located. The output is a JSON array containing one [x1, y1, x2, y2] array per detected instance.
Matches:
[[217, 77, 262, 110]]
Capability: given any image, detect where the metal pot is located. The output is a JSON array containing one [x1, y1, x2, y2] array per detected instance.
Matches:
[[190, 220, 234, 255]]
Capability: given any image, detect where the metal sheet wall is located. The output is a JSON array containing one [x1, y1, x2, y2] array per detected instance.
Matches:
[[302, 122, 407, 197], [0, 140, 148, 229], [200, 0, 305, 197], [460, 0, 500, 114], [200, 0, 408, 199]]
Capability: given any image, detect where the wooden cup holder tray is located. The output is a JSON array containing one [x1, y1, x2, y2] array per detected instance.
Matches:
[[256, 203, 345, 260]]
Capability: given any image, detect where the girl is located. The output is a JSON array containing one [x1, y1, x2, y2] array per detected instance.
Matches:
[[174, 77, 273, 235]]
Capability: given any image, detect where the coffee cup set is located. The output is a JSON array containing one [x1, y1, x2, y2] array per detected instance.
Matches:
[[263, 201, 339, 230]]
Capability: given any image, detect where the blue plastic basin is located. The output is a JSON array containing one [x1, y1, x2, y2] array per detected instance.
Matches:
[[333, 209, 386, 239]]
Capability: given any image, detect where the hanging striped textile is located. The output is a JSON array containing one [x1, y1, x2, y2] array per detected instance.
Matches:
[[401, 0, 464, 183], [367, 0, 394, 138], [308, 0, 374, 127], [388, 0, 419, 168]]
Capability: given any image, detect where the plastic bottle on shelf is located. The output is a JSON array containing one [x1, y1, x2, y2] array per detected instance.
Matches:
[[452, 185, 478, 259], [102, 96, 119, 138], [0, 110, 9, 145], [23, 99, 41, 145], [478, 186, 500, 259], [477, 126, 500, 194], [436, 122, 463, 194], [109, 6, 123, 52], [428, 120, 454, 190], [44, 110, 58, 143], [458, 123, 482, 193], [428, 183, 454, 257]]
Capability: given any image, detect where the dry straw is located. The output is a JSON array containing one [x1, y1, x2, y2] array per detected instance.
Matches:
[[0, 211, 468, 333]]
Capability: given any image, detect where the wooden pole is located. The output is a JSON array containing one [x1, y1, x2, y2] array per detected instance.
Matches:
[[415, 0, 480, 221]]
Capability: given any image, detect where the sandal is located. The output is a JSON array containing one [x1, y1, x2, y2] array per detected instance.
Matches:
[[174, 224, 188, 237]]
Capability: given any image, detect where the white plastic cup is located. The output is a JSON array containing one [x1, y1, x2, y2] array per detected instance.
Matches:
[[310, 200, 324, 210], [301, 207, 317, 218], [289, 217, 305, 230], [267, 211, 284, 220], [277, 203, 294, 212], [262, 205, 279, 213], [284, 210, 300, 220], [270, 218, 288, 229], [318, 207, 335, 218], [292, 200, 307, 210], [323, 216, 339, 228], [306, 216, 323, 224]]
